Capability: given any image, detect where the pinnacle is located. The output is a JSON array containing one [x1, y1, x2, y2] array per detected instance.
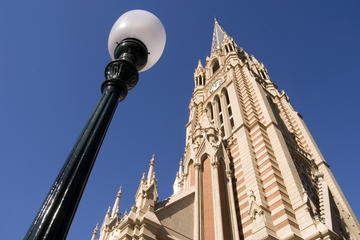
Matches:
[[197, 59, 203, 69]]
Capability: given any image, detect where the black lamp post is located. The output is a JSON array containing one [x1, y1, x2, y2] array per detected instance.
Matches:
[[24, 10, 166, 240]]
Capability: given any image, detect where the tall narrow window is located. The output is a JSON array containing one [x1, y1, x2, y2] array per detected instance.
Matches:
[[212, 59, 220, 74], [224, 89, 234, 129], [260, 70, 266, 79], [207, 102, 214, 121], [216, 96, 225, 137]]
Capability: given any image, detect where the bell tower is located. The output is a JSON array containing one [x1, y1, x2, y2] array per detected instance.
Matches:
[[181, 18, 360, 239], [91, 18, 360, 240]]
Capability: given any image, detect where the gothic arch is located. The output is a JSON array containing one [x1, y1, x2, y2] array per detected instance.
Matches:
[[215, 148, 231, 173], [200, 153, 210, 165]]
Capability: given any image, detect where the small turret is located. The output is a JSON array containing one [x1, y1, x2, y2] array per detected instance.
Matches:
[[194, 59, 205, 88]]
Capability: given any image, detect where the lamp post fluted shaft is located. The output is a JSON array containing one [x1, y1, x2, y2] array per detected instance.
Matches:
[[24, 80, 127, 240]]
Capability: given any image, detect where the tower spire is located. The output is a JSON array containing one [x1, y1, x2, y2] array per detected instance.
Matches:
[[111, 186, 122, 218], [211, 17, 226, 52]]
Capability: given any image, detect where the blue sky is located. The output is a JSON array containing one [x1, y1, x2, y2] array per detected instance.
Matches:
[[0, 0, 359, 239]]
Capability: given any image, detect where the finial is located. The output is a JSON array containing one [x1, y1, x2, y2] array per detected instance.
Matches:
[[118, 186, 122, 196], [150, 154, 155, 165], [94, 223, 99, 232], [141, 172, 146, 181], [214, 16, 218, 23]]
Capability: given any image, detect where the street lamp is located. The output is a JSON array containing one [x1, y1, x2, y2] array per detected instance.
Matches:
[[24, 10, 166, 240]]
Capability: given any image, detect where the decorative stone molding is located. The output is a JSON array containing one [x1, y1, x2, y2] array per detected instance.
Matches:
[[248, 190, 264, 221]]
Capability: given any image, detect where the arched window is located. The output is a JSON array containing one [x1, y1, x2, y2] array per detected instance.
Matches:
[[212, 59, 220, 74], [225, 45, 229, 54]]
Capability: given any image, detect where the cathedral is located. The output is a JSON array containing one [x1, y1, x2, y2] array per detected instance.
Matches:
[[90, 19, 360, 240]]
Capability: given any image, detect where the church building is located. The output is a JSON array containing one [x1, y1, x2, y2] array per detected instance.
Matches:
[[90, 19, 360, 240]]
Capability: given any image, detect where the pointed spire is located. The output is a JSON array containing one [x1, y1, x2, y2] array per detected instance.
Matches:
[[147, 154, 155, 184], [211, 17, 226, 52], [91, 223, 99, 240], [111, 186, 122, 218]]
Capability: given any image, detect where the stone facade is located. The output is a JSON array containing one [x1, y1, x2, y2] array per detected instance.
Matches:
[[91, 19, 360, 240]]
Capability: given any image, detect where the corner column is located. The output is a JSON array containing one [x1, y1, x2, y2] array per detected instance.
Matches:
[[193, 163, 201, 240], [211, 160, 224, 240], [226, 170, 240, 240]]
